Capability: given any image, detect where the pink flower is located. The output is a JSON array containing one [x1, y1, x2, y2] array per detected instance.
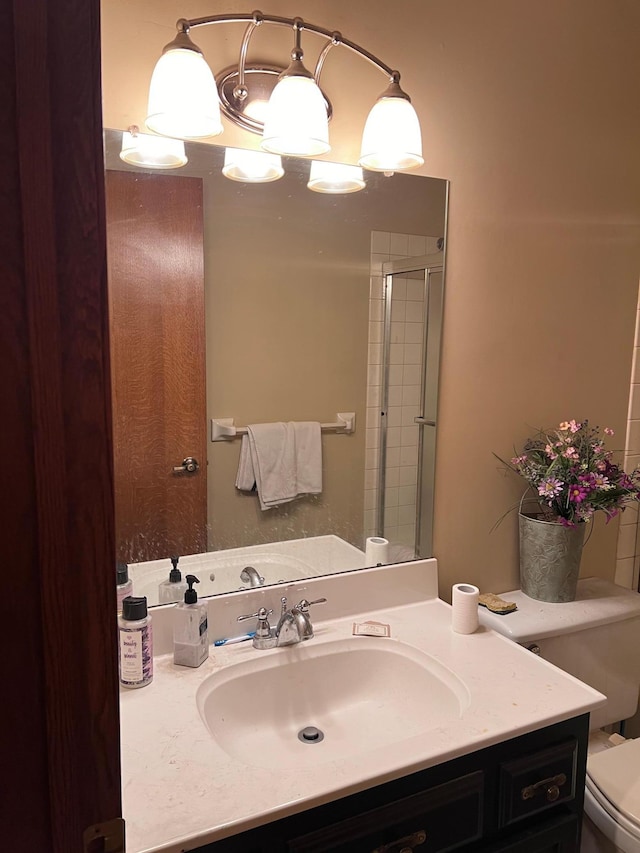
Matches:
[[545, 444, 558, 459], [604, 427, 614, 436], [562, 446, 578, 459], [559, 419, 581, 433]]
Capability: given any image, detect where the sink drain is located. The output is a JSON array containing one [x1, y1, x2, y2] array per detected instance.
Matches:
[[298, 726, 324, 744]]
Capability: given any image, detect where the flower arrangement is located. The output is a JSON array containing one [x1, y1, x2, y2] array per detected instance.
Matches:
[[505, 419, 640, 527]]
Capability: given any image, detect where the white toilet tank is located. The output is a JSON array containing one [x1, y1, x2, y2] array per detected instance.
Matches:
[[478, 578, 640, 730]]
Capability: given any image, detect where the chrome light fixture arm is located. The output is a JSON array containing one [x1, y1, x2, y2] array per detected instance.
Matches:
[[233, 11, 263, 102], [174, 11, 401, 87]]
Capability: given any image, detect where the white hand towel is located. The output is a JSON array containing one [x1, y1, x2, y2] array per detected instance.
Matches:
[[247, 422, 297, 510], [235, 435, 256, 491], [291, 421, 322, 496]]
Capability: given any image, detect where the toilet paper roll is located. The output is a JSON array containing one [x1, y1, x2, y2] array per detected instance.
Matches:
[[451, 583, 480, 634], [365, 537, 389, 567]]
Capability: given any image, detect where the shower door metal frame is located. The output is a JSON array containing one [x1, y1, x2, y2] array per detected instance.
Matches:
[[377, 254, 445, 557]]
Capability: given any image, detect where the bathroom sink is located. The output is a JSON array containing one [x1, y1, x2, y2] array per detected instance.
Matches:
[[196, 637, 470, 768]]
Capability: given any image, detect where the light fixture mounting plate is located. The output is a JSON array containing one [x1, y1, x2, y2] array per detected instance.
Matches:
[[216, 64, 332, 135]]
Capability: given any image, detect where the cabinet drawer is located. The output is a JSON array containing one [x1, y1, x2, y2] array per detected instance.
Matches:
[[499, 739, 577, 827], [286, 771, 484, 853]]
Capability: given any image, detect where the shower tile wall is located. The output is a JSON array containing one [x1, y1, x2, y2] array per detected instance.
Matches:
[[364, 231, 441, 554], [615, 283, 640, 591]]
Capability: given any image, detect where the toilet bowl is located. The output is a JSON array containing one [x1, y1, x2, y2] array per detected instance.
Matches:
[[478, 579, 640, 853], [582, 736, 640, 852]]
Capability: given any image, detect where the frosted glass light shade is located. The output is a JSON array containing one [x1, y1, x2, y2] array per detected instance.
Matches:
[[146, 48, 223, 139], [120, 130, 187, 169], [261, 75, 330, 157], [307, 161, 365, 194], [359, 97, 424, 172], [222, 148, 284, 183]]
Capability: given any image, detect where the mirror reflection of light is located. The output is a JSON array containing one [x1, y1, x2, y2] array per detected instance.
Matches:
[[243, 98, 270, 124], [307, 161, 366, 194], [222, 147, 284, 183], [119, 127, 188, 169]]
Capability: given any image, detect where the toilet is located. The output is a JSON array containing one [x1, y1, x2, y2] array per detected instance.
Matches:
[[478, 577, 640, 853]]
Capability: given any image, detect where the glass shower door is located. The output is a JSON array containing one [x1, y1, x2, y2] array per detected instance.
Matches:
[[377, 255, 444, 559]]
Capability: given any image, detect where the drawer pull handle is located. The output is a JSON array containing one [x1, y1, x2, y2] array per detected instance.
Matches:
[[521, 773, 567, 802], [372, 829, 427, 853]]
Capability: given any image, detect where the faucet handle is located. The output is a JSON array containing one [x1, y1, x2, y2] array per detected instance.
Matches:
[[237, 606, 273, 625], [237, 607, 277, 649], [297, 597, 327, 613]]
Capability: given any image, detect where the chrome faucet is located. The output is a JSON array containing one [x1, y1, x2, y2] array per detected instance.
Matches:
[[240, 565, 264, 588], [275, 596, 327, 647], [237, 596, 327, 650]]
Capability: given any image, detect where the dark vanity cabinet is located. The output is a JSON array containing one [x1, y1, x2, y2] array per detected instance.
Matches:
[[194, 715, 588, 853]]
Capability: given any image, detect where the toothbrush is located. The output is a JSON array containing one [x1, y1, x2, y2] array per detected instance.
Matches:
[[214, 632, 256, 647]]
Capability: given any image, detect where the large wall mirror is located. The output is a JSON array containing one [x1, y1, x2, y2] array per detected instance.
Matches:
[[103, 129, 448, 605]]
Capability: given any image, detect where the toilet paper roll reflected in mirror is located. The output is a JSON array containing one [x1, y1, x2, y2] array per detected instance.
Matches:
[[365, 537, 389, 567], [451, 583, 480, 634]]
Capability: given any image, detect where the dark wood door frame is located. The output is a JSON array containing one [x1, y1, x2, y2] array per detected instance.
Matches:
[[3, 2, 121, 851]]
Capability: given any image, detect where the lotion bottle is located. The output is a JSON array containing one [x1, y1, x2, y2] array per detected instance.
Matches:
[[158, 555, 187, 605], [173, 575, 208, 668], [118, 596, 153, 688]]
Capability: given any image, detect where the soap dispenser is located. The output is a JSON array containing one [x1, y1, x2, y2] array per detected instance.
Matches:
[[158, 555, 188, 605], [173, 575, 209, 668], [116, 561, 133, 614]]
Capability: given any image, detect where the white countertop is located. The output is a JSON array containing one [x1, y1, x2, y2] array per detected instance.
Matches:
[[120, 561, 605, 853]]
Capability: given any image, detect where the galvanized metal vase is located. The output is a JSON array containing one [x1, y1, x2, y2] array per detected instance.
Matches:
[[518, 512, 586, 603]]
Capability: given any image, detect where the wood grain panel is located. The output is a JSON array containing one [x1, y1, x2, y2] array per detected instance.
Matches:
[[4, 0, 122, 850], [106, 171, 207, 562], [1, 4, 52, 851]]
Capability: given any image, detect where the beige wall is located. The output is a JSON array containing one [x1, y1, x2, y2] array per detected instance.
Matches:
[[101, 0, 640, 598]]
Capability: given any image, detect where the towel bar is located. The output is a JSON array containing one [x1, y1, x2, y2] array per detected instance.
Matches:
[[211, 413, 355, 442]]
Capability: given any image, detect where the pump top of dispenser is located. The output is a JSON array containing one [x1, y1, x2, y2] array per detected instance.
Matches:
[[116, 562, 129, 585], [122, 596, 148, 621], [168, 555, 182, 583], [184, 575, 200, 604]]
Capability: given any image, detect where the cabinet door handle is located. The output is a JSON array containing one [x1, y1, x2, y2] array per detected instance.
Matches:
[[521, 773, 567, 802], [371, 829, 427, 853]]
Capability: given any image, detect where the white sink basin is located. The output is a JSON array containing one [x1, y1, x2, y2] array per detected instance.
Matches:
[[196, 637, 470, 768]]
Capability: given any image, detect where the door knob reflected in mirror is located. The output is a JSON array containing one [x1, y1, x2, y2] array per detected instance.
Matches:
[[172, 457, 200, 474]]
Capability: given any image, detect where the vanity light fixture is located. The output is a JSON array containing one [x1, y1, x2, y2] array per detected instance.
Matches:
[[145, 11, 424, 171], [119, 126, 188, 169], [222, 147, 284, 182], [307, 160, 366, 194]]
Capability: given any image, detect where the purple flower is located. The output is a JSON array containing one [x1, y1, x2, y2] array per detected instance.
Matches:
[[590, 473, 610, 489], [538, 478, 563, 499], [568, 484, 588, 503]]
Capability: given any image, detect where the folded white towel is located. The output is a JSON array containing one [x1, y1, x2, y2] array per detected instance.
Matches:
[[249, 422, 298, 510], [235, 421, 323, 510], [291, 421, 322, 496], [235, 435, 256, 492]]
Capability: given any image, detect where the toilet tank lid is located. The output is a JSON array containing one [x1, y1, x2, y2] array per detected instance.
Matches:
[[478, 578, 640, 643], [588, 738, 640, 829]]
